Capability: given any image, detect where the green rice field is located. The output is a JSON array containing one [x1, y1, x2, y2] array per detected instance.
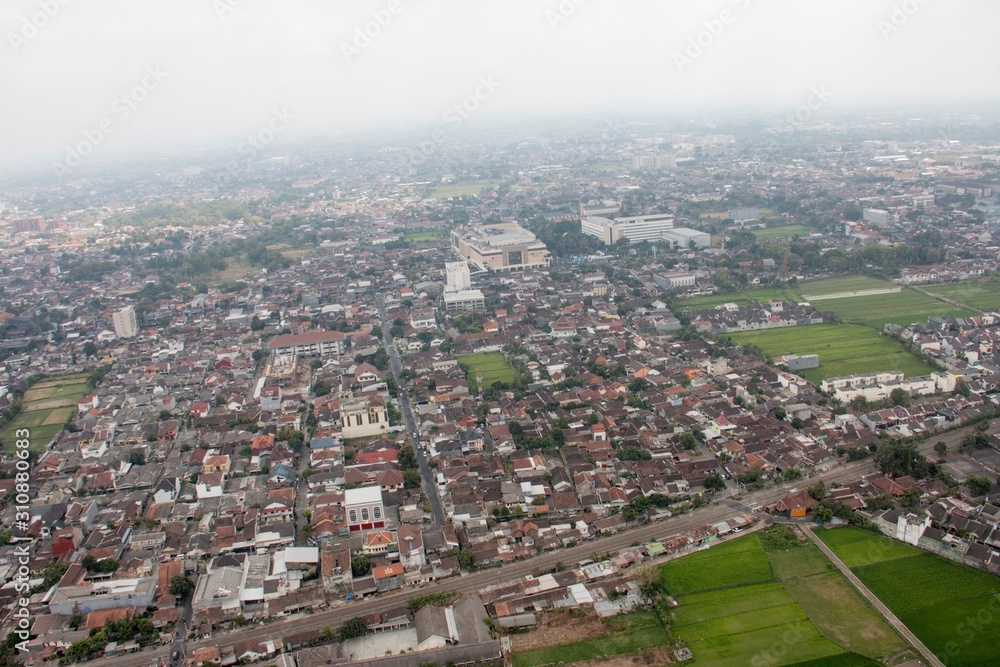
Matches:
[[924, 280, 1000, 312], [662, 530, 909, 666], [817, 527, 1000, 666], [0, 373, 91, 451]]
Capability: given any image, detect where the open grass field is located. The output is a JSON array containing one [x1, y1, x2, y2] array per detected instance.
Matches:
[[814, 290, 974, 328], [401, 229, 448, 243], [818, 527, 1000, 666], [925, 279, 1000, 311], [662, 531, 907, 666], [752, 224, 813, 240], [457, 352, 517, 387], [427, 181, 493, 199], [511, 611, 671, 667], [798, 276, 896, 297], [680, 287, 801, 310], [728, 324, 932, 383]]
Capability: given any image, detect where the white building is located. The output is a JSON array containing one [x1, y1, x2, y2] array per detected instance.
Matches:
[[443, 288, 485, 313], [660, 227, 711, 249], [445, 261, 471, 290], [112, 305, 138, 339], [340, 393, 389, 439], [581, 214, 675, 245]]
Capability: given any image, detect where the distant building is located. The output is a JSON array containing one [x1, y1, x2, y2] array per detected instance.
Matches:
[[581, 214, 674, 245], [728, 207, 760, 222], [450, 222, 551, 273], [632, 155, 674, 170], [863, 208, 889, 225], [655, 271, 697, 290], [660, 227, 711, 249], [112, 305, 138, 339], [580, 200, 621, 217]]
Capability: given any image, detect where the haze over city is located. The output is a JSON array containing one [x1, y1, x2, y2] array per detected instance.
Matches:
[[2, 0, 1000, 172]]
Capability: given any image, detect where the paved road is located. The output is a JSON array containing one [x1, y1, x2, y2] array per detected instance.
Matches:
[[374, 294, 445, 527], [802, 525, 944, 667]]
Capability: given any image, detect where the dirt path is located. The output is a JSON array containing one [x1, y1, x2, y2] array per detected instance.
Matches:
[[801, 525, 944, 667]]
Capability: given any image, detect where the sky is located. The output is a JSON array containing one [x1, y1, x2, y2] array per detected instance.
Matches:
[[1, 0, 998, 172]]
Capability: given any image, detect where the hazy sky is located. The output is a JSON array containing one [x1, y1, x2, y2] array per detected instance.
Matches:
[[1, 0, 998, 171]]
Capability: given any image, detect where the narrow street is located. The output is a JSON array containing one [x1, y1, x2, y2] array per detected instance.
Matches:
[[374, 294, 445, 527]]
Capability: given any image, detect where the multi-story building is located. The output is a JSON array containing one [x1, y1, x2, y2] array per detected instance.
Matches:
[[581, 214, 674, 245], [660, 227, 711, 249], [450, 223, 550, 273], [345, 486, 386, 533], [266, 330, 348, 358], [340, 393, 389, 439], [445, 261, 471, 290], [112, 305, 138, 339]]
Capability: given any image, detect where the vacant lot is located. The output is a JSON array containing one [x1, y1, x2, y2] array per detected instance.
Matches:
[[511, 611, 671, 667], [729, 324, 931, 383], [680, 287, 801, 310], [925, 280, 1000, 311], [818, 527, 1000, 666], [663, 532, 905, 667], [457, 352, 517, 387], [799, 275, 896, 297], [752, 224, 812, 240], [402, 229, 448, 243], [428, 181, 493, 199]]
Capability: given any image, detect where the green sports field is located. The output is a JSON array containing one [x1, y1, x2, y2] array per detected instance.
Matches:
[[728, 324, 932, 383], [752, 224, 813, 240], [401, 229, 448, 243], [817, 527, 1000, 666], [457, 352, 517, 388]]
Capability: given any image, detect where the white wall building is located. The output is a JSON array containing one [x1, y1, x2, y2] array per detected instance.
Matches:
[[112, 305, 138, 339]]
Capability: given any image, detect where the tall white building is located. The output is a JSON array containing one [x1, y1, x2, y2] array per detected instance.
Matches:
[[445, 261, 471, 290], [112, 305, 138, 339]]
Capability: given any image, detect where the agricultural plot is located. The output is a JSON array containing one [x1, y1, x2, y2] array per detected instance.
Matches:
[[663, 531, 907, 667], [0, 374, 91, 451], [456, 352, 517, 387], [752, 224, 813, 240], [798, 275, 896, 297], [818, 527, 1000, 666], [728, 324, 932, 383], [925, 280, 1000, 312]]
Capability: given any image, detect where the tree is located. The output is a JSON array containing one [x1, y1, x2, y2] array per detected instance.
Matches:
[[773, 406, 787, 420], [790, 416, 805, 430], [934, 441, 948, 459], [403, 469, 422, 489], [959, 431, 990, 453], [874, 438, 927, 478], [169, 575, 194, 597], [813, 504, 834, 524], [338, 617, 368, 643], [127, 450, 146, 466], [965, 475, 992, 497], [807, 480, 826, 501], [458, 549, 476, 571], [82, 341, 98, 358], [351, 556, 370, 577], [889, 388, 911, 407], [677, 432, 698, 450], [704, 474, 726, 492], [397, 444, 418, 470]]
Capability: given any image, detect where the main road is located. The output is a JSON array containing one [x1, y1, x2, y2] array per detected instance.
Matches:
[[374, 294, 445, 527], [83, 404, 987, 667]]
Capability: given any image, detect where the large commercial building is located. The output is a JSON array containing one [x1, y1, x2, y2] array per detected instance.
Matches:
[[450, 223, 551, 273], [112, 305, 138, 339], [581, 214, 675, 245]]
